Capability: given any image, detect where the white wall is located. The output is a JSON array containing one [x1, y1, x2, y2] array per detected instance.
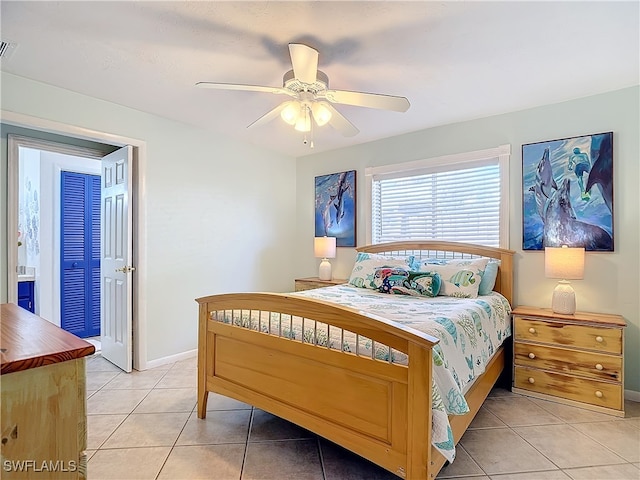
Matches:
[[1, 72, 297, 364], [295, 86, 640, 394]]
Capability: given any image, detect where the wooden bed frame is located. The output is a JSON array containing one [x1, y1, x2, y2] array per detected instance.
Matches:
[[197, 241, 514, 479]]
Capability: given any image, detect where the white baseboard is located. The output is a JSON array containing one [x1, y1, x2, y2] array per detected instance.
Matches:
[[144, 349, 197, 370], [625, 389, 640, 402]]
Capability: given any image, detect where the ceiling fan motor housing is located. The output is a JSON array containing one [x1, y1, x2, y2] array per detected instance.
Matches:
[[283, 69, 329, 94]]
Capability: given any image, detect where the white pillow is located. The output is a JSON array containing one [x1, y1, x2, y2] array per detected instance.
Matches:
[[348, 252, 414, 289], [414, 257, 489, 298]]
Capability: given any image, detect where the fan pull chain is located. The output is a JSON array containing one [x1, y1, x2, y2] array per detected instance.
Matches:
[[310, 114, 315, 148]]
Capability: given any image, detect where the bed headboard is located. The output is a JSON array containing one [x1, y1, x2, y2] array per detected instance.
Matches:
[[356, 240, 515, 305]]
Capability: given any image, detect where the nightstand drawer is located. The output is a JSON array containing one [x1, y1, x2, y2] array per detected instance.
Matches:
[[514, 342, 622, 382], [513, 316, 622, 354], [514, 366, 622, 410]]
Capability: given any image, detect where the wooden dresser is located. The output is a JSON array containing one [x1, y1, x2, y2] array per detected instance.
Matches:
[[1, 303, 95, 479], [512, 305, 625, 417], [294, 277, 347, 292]]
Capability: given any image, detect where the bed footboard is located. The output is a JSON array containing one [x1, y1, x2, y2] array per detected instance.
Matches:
[[197, 293, 439, 479]]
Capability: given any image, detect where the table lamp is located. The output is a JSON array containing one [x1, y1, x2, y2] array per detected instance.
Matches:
[[545, 245, 585, 314], [314, 236, 336, 280]]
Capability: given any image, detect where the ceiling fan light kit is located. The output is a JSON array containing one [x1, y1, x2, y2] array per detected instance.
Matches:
[[311, 102, 332, 126], [280, 101, 299, 125], [197, 43, 410, 145], [294, 106, 311, 133]]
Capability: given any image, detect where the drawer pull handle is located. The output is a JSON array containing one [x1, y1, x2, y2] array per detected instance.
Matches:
[[528, 353, 536, 359], [528, 377, 535, 384], [595, 336, 604, 343], [595, 363, 604, 371], [528, 327, 536, 334], [595, 391, 603, 398]]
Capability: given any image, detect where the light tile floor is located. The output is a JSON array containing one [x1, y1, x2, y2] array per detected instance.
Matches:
[[86, 354, 640, 480]]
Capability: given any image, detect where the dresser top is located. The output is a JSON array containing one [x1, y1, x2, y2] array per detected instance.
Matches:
[[512, 305, 626, 327], [1, 303, 95, 375]]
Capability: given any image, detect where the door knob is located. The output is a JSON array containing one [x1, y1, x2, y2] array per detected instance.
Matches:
[[115, 266, 136, 273]]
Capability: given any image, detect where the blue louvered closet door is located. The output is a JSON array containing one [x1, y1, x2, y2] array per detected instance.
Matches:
[[61, 171, 101, 338]]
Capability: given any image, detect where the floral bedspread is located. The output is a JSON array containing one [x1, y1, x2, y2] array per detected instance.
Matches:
[[292, 284, 512, 462]]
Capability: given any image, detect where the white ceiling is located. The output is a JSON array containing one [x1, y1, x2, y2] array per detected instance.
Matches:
[[1, 1, 638, 158]]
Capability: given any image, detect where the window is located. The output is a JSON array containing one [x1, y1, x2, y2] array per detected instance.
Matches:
[[366, 145, 510, 247]]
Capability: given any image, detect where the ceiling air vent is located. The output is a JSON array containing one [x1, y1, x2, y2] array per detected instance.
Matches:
[[0, 41, 17, 59]]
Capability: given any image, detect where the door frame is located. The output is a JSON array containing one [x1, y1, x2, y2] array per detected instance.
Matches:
[[3, 109, 149, 371]]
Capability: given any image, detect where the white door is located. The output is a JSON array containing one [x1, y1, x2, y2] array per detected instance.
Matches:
[[101, 146, 133, 372]]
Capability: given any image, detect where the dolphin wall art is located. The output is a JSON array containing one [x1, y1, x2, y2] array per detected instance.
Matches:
[[314, 170, 356, 247], [522, 132, 613, 251]]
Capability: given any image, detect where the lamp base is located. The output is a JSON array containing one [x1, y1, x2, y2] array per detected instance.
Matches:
[[318, 259, 332, 281], [551, 280, 576, 314]]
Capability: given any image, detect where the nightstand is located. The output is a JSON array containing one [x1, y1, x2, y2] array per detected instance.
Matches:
[[511, 306, 625, 417], [294, 277, 347, 292]]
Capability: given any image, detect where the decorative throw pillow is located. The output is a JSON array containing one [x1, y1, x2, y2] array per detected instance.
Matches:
[[372, 267, 441, 297], [413, 257, 489, 298], [348, 253, 414, 289], [398, 271, 442, 297], [371, 267, 410, 293], [478, 259, 500, 296]]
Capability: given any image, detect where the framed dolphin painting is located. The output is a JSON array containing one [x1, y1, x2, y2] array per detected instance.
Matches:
[[522, 132, 613, 251], [315, 170, 356, 247]]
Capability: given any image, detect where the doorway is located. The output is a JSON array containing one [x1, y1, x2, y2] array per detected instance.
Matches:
[[4, 113, 148, 371], [7, 130, 137, 372], [12, 140, 105, 330]]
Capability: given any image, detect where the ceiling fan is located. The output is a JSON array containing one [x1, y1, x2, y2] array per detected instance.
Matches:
[[196, 43, 410, 142]]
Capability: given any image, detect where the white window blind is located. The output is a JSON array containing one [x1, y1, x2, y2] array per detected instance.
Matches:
[[368, 146, 510, 247]]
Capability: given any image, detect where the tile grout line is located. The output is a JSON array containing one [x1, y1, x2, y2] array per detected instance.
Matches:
[[239, 407, 256, 480], [512, 420, 630, 469], [316, 437, 327, 480], [153, 400, 196, 480], [567, 420, 639, 464]]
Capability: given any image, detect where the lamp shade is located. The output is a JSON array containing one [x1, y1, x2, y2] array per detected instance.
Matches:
[[545, 246, 585, 280], [314, 236, 336, 259]]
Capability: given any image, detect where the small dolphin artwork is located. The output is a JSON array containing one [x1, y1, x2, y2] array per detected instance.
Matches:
[[315, 170, 356, 247], [522, 132, 613, 251]]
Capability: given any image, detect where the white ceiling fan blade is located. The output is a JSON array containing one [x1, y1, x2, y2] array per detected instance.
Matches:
[[196, 82, 296, 97], [247, 102, 288, 129], [324, 89, 410, 112], [288, 43, 319, 84], [321, 103, 359, 137]]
